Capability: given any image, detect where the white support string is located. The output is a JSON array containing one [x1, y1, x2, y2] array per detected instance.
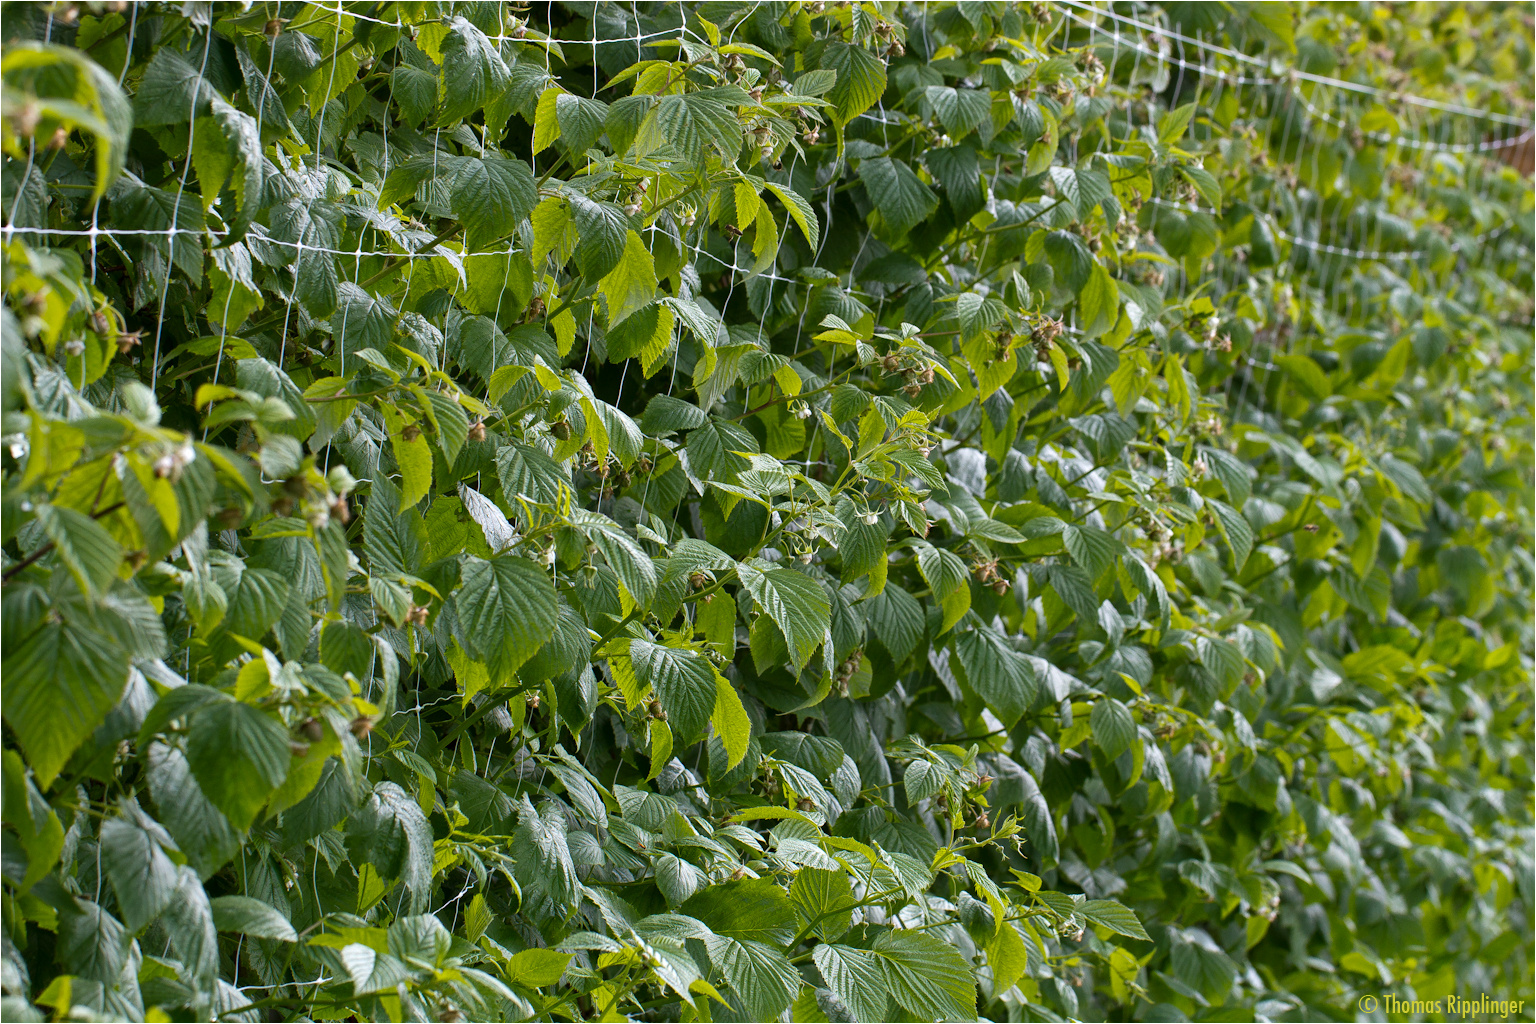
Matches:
[[1063, 0, 1524, 433], [1060, 5, 1534, 152], [147, 29, 214, 390], [1059, 0, 1535, 127], [6, 0, 1522, 433]]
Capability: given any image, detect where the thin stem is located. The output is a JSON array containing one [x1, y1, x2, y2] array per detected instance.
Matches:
[[3, 502, 127, 583]]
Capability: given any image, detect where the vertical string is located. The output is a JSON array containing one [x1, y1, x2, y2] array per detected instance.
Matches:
[[88, 0, 138, 288], [208, 1, 284, 423], [148, 28, 215, 390], [3, 10, 54, 246]]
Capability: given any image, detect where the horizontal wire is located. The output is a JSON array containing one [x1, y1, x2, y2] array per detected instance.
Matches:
[[1058, 0, 1535, 128], [16, 178, 1519, 269], [6, 205, 1514, 270], [1287, 87, 1536, 152], [284, 1, 692, 50], [1145, 195, 1516, 260], [1061, 9, 1535, 152], [0, 223, 519, 260]]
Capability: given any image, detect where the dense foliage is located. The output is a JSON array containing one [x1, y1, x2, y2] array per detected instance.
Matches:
[[1, 2, 1531, 1021]]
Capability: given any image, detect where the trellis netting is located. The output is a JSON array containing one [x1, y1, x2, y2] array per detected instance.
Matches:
[[0, 3, 1531, 1022]]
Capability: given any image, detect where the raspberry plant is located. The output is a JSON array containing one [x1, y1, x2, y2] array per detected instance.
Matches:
[[1, 2, 1531, 1022]]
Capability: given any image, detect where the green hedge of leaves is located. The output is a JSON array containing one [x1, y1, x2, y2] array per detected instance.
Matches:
[[1, 2, 1531, 1021]]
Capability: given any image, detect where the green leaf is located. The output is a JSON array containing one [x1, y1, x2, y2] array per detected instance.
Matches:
[[681, 876, 798, 946], [506, 948, 572, 988], [279, 758, 357, 848], [268, 200, 338, 317], [904, 758, 944, 801], [438, 16, 511, 125], [926, 86, 991, 138], [1208, 497, 1253, 569], [793, 69, 837, 95], [820, 43, 887, 127], [56, 898, 131, 986], [146, 741, 241, 878], [533, 86, 562, 154], [861, 157, 938, 236], [209, 895, 298, 942], [1158, 101, 1197, 143], [333, 282, 399, 361], [320, 619, 374, 679], [837, 511, 889, 584], [1078, 261, 1120, 335], [790, 866, 856, 942], [705, 935, 799, 1020], [987, 923, 1028, 992], [1276, 353, 1332, 400], [1179, 165, 1223, 209], [133, 47, 213, 125], [388, 415, 433, 511], [711, 674, 752, 770], [1062, 522, 1123, 577], [163, 864, 218, 984], [954, 290, 1005, 343], [36, 504, 122, 597], [655, 87, 747, 158], [555, 92, 609, 154], [813, 943, 891, 1022], [7, 42, 132, 199], [100, 804, 178, 932], [185, 699, 290, 831], [512, 796, 579, 919], [1200, 446, 1253, 506], [2, 591, 131, 787], [761, 732, 845, 777], [952, 627, 1037, 726], [496, 441, 572, 506], [1044, 230, 1094, 292], [926, 144, 984, 223], [863, 583, 925, 663], [1089, 697, 1137, 761], [736, 562, 830, 671], [1047, 563, 1100, 623], [522, 603, 593, 682], [455, 555, 559, 685], [605, 301, 674, 363], [449, 156, 538, 250], [869, 928, 977, 1021], [391, 52, 438, 125], [1169, 927, 1238, 998], [686, 417, 759, 481], [205, 97, 264, 237], [421, 388, 471, 465], [629, 640, 716, 741], [1080, 899, 1150, 941], [915, 543, 969, 601], [0, 750, 63, 889], [347, 782, 434, 909], [570, 195, 631, 279], [761, 180, 820, 250], [599, 229, 658, 327], [1197, 635, 1247, 690]]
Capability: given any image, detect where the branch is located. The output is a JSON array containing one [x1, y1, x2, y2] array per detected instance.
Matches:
[[2, 502, 127, 583]]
